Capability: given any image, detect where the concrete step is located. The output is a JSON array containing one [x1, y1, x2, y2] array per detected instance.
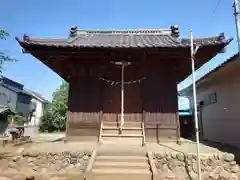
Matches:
[[101, 137, 143, 145], [95, 155, 148, 163], [102, 129, 142, 135], [93, 161, 150, 169], [97, 146, 146, 156], [101, 133, 143, 137], [90, 168, 151, 180]]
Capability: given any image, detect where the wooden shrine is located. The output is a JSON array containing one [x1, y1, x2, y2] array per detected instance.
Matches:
[[16, 26, 231, 144]]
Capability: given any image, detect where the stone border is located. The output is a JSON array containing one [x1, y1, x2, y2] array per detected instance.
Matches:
[[0, 172, 85, 180], [152, 152, 240, 180], [0, 150, 93, 179], [86, 147, 98, 172], [85, 147, 98, 180], [147, 152, 158, 180]]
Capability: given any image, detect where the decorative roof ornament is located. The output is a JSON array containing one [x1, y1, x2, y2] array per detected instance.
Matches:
[[23, 34, 30, 41], [69, 26, 78, 38], [171, 25, 180, 38], [218, 32, 225, 42]]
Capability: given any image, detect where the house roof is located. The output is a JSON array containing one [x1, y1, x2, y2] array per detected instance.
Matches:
[[0, 76, 47, 101], [0, 82, 32, 97], [16, 27, 232, 49], [24, 88, 50, 104], [0, 76, 24, 89], [179, 53, 239, 96], [195, 53, 239, 83], [0, 105, 15, 116]]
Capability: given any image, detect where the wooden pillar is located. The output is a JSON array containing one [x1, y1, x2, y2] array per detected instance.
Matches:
[[65, 65, 102, 141], [176, 112, 181, 144]]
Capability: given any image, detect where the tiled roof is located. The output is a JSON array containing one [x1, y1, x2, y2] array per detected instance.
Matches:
[[0, 105, 14, 116], [24, 88, 50, 103], [0, 83, 31, 96], [195, 53, 239, 83], [16, 27, 232, 49]]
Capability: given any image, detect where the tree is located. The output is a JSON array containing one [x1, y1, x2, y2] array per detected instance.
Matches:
[[40, 81, 69, 132], [0, 30, 16, 72]]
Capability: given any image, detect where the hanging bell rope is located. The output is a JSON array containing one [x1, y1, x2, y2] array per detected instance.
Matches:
[[97, 76, 146, 85]]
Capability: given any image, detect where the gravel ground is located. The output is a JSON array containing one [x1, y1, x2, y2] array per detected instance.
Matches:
[[22, 139, 226, 155]]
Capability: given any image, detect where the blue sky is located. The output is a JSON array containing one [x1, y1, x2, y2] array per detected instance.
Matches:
[[0, 0, 238, 109]]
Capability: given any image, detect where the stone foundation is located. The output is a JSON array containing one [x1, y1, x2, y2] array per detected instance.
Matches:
[[0, 150, 91, 179], [153, 152, 240, 180]]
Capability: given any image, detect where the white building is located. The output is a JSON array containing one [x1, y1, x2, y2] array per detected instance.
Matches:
[[0, 76, 49, 127], [24, 89, 49, 126], [179, 53, 240, 147]]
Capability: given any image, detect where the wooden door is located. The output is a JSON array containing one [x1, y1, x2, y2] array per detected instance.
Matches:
[[102, 83, 142, 122], [103, 84, 121, 122], [124, 83, 142, 122]]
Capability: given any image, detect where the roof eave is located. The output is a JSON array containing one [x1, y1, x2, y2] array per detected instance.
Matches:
[[16, 34, 232, 50], [179, 52, 239, 96]]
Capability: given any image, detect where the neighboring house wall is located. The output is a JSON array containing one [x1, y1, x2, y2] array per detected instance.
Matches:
[[16, 93, 31, 117], [0, 85, 18, 111], [186, 57, 240, 147], [16, 102, 30, 117]]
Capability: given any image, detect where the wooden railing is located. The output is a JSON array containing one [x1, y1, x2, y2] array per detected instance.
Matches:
[[141, 121, 146, 146], [142, 109, 146, 146], [98, 110, 103, 143]]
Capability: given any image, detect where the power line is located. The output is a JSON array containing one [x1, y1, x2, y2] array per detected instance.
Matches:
[[212, 0, 221, 14]]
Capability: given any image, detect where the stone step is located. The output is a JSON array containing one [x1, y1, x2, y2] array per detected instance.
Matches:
[[95, 155, 148, 163], [93, 161, 150, 169], [97, 150, 147, 156], [90, 169, 151, 180], [101, 138, 143, 146], [102, 129, 142, 135], [97, 144, 147, 157]]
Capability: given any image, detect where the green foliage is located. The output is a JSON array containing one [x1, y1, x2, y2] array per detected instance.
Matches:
[[40, 81, 69, 132], [0, 30, 17, 72], [0, 30, 9, 39], [8, 114, 28, 126]]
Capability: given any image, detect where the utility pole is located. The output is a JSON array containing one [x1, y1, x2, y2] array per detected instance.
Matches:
[[190, 29, 201, 180], [233, 0, 240, 54]]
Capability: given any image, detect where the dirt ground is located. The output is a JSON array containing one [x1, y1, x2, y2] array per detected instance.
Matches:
[[1, 138, 228, 154], [1, 137, 240, 161]]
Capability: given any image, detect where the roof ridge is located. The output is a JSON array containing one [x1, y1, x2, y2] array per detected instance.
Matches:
[[76, 28, 172, 34]]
